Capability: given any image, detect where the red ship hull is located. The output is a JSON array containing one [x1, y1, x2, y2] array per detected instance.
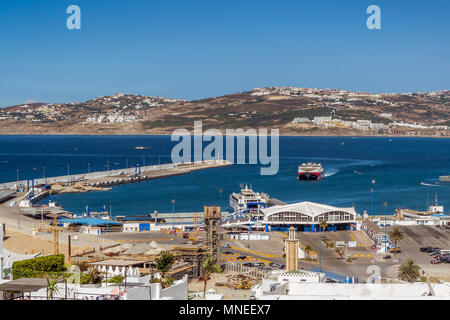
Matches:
[[297, 171, 324, 181]]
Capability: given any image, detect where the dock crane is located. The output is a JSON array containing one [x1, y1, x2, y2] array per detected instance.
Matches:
[[36, 216, 62, 255]]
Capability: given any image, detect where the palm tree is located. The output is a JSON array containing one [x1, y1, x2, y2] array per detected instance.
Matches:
[[397, 259, 421, 283], [319, 220, 328, 232], [46, 277, 60, 300], [318, 220, 328, 272], [388, 227, 404, 254], [202, 254, 222, 298], [304, 245, 313, 259]]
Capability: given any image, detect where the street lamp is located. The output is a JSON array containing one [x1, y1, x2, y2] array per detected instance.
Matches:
[[171, 199, 176, 244], [67, 164, 70, 176], [371, 179, 376, 216], [87, 162, 91, 173]]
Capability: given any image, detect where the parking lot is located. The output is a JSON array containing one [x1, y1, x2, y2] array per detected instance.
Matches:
[[391, 225, 450, 266]]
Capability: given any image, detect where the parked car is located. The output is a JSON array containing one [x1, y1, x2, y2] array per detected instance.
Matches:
[[383, 255, 392, 259], [269, 262, 281, 268], [430, 259, 440, 264], [389, 247, 402, 253]]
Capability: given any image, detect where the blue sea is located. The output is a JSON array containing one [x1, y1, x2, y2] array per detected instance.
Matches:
[[0, 135, 449, 216]]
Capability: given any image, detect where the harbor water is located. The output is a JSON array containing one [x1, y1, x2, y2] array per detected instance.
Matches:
[[0, 135, 448, 216]]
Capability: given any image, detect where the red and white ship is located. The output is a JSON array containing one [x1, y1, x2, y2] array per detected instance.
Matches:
[[297, 162, 325, 181]]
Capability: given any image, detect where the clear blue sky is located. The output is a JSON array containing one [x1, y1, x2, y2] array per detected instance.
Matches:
[[0, 0, 449, 107]]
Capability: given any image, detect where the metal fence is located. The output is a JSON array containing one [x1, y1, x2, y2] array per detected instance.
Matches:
[[223, 262, 273, 279], [310, 266, 358, 283]]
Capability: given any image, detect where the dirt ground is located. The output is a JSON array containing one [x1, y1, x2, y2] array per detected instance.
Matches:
[[188, 270, 256, 300], [2, 228, 89, 263]]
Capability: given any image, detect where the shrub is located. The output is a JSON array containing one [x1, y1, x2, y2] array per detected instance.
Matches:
[[12, 254, 65, 272], [12, 254, 66, 279], [108, 275, 124, 284]]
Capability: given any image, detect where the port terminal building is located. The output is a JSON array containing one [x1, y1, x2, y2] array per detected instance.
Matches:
[[259, 201, 357, 232]]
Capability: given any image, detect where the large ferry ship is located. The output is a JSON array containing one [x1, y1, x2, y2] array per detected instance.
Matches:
[[229, 184, 270, 213], [297, 162, 325, 180]]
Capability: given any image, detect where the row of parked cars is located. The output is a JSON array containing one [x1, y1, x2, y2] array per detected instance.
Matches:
[[420, 246, 450, 264]]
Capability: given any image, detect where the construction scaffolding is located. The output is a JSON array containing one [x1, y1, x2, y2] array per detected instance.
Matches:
[[204, 206, 221, 263]]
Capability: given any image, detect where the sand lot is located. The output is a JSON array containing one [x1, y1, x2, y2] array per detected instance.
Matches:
[[188, 270, 257, 300], [2, 228, 89, 263]]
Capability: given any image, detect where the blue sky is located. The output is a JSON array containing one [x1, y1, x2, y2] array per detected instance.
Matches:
[[0, 0, 449, 107]]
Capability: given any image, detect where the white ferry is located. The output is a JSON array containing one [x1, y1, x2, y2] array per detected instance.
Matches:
[[229, 184, 270, 213], [297, 162, 325, 180]]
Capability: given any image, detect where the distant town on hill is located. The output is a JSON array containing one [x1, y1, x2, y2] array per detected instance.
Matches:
[[0, 87, 449, 136]]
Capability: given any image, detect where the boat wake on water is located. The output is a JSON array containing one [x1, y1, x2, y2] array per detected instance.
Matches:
[[421, 182, 440, 187], [324, 169, 339, 177]]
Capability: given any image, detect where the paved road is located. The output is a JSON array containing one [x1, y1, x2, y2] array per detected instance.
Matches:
[[100, 230, 190, 245], [223, 230, 402, 282]]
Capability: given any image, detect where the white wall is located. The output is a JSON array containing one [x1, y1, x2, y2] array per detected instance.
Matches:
[[281, 283, 450, 298]]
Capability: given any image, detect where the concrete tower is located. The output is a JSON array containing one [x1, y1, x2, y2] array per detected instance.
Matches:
[[285, 226, 299, 272]]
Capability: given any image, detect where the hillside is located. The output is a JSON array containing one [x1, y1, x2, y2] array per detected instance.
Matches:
[[0, 88, 449, 136]]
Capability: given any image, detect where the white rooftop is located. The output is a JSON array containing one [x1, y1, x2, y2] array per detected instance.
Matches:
[[261, 201, 356, 218]]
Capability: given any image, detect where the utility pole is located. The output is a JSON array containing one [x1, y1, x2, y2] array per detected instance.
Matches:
[[88, 162, 90, 173], [67, 164, 70, 176], [16, 168, 19, 183], [68, 235, 72, 266]]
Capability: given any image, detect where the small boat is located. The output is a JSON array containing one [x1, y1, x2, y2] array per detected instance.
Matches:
[[134, 146, 150, 150]]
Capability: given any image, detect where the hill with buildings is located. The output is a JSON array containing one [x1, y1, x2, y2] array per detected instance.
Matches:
[[0, 88, 449, 136]]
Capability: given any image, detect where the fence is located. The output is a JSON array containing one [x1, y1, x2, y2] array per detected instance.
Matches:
[[310, 266, 358, 283], [223, 262, 272, 279]]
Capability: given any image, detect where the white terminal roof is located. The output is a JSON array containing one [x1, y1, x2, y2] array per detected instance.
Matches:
[[260, 201, 356, 218]]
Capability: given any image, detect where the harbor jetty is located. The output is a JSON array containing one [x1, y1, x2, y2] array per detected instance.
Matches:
[[0, 160, 232, 193]]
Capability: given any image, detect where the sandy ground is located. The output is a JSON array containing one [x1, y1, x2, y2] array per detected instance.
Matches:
[[2, 228, 90, 263], [188, 270, 255, 300]]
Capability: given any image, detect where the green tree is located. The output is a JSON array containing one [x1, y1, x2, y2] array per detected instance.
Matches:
[[156, 251, 175, 278], [397, 259, 421, 283], [388, 227, 404, 254], [202, 254, 222, 298], [304, 245, 313, 259], [81, 268, 103, 285]]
